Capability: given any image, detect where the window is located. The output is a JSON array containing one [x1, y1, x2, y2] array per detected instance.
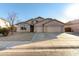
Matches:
[[20, 27, 27, 30]]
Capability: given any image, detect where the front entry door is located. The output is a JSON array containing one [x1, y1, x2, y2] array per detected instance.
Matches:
[[30, 25, 34, 32]]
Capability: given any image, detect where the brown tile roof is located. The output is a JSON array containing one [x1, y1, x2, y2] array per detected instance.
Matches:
[[16, 21, 30, 25], [35, 18, 64, 25], [16, 17, 64, 25]]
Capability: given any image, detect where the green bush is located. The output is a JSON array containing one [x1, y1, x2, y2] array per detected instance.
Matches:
[[0, 28, 10, 36]]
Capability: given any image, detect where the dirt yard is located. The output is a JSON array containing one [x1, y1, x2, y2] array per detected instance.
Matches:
[[0, 32, 79, 56]]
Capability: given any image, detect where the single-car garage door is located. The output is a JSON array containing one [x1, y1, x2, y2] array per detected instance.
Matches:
[[46, 26, 63, 32], [36, 27, 43, 32]]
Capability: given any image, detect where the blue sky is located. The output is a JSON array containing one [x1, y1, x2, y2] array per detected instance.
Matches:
[[0, 3, 78, 23]]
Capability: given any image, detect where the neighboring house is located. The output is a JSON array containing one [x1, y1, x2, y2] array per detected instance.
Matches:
[[65, 19, 79, 32], [0, 18, 10, 28], [16, 17, 64, 32]]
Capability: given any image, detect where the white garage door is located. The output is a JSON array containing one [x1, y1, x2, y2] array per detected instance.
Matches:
[[36, 27, 43, 32], [46, 26, 62, 32]]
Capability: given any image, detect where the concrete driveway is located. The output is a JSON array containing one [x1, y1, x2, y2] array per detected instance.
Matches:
[[0, 32, 34, 50], [0, 32, 34, 41], [0, 32, 79, 55]]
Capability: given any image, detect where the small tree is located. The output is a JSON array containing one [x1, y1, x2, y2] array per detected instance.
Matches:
[[7, 12, 17, 34]]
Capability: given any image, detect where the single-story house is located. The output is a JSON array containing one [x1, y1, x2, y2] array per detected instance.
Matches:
[[16, 17, 64, 32]]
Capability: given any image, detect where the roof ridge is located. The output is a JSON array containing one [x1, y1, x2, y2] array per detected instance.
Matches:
[[35, 19, 52, 25], [44, 19, 64, 25]]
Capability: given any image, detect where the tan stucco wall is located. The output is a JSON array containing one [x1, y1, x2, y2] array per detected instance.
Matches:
[[16, 23, 30, 32]]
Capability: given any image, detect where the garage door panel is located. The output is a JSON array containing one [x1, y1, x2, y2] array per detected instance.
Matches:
[[36, 27, 43, 32], [46, 26, 62, 32]]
